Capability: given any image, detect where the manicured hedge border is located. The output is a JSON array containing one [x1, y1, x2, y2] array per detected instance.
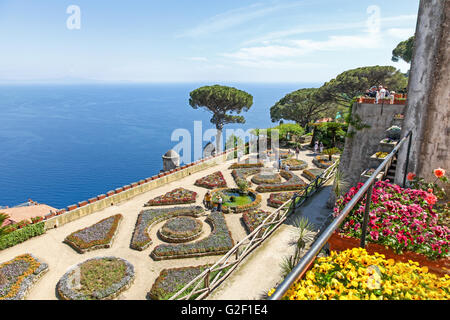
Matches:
[[229, 162, 264, 169], [282, 159, 308, 171], [267, 192, 295, 208], [255, 170, 307, 193], [209, 188, 262, 214], [0, 254, 48, 300], [312, 155, 335, 169], [130, 206, 205, 251], [194, 171, 228, 189], [231, 168, 261, 185], [301, 168, 325, 182], [57, 257, 135, 300], [64, 214, 122, 253], [0, 222, 45, 251], [159, 217, 204, 243], [151, 211, 234, 260], [251, 173, 282, 185], [145, 188, 197, 207], [242, 210, 272, 234]]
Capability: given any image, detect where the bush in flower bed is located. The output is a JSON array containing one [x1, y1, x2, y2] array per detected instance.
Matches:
[[0, 222, 45, 251], [312, 155, 335, 169], [251, 173, 282, 185], [334, 180, 449, 260], [242, 210, 272, 234], [159, 216, 203, 243], [267, 192, 296, 208], [130, 206, 204, 251], [268, 248, 450, 300], [57, 257, 135, 300], [229, 161, 264, 169], [0, 254, 48, 300], [301, 168, 325, 182], [282, 159, 307, 171], [64, 214, 122, 253], [231, 168, 261, 185], [151, 211, 234, 260], [194, 171, 227, 189], [145, 188, 197, 207], [256, 170, 307, 193], [148, 264, 211, 300]]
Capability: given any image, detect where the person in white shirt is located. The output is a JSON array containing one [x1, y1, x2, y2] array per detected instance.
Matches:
[[378, 85, 387, 99]]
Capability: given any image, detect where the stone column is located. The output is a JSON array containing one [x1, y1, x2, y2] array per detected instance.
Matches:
[[395, 0, 450, 196]]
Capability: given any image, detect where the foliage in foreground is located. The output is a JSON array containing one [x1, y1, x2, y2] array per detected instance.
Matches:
[[0, 222, 45, 251]]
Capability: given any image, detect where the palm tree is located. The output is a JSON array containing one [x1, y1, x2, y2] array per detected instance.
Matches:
[[0, 213, 11, 238]]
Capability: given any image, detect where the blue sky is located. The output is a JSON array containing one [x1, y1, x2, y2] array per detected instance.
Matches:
[[0, 0, 419, 83]]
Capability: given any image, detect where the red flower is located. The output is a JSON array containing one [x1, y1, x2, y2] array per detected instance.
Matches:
[[434, 168, 446, 178], [406, 172, 416, 181], [425, 193, 437, 205]]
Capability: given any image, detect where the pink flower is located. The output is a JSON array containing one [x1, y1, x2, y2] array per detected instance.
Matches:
[[425, 193, 437, 205], [370, 231, 379, 241]]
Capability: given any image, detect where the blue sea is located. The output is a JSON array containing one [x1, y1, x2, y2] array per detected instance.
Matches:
[[0, 83, 316, 209]]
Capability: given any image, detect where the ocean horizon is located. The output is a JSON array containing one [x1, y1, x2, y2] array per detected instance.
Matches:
[[0, 82, 319, 209]]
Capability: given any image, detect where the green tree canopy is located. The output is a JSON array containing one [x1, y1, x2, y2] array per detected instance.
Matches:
[[270, 88, 329, 127], [316, 66, 408, 106], [189, 85, 253, 152], [0, 213, 11, 238], [392, 36, 415, 63]]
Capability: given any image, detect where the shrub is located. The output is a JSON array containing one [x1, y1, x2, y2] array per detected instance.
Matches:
[[0, 222, 45, 251]]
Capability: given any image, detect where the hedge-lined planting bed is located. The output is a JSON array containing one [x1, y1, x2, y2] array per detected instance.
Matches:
[[312, 155, 335, 169], [148, 264, 210, 300], [231, 168, 261, 185], [145, 188, 197, 207], [256, 170, 307, 193], [301, 168, 325, 182], [159, 216, 203, 243], [242, 210, 272, 234], [0, 222, 45, 251], [282, 159, 308, 171], [64, 214, 122, 253], [251, 173, 282, 185], [0, 254, 48, 300], [151, 211, 234, 260], [267, 192, 295, 208], [194, 171, 227, 189], [57, 257, 134, 300], [229, 161, 264, 169], [210, 188, 262, 214], [130, 206, 204, 251]]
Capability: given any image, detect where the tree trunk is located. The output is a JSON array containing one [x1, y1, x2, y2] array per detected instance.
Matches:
[[216, 126, 223, 154]]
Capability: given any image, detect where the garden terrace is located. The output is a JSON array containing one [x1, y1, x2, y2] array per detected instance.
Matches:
[[256, 170, 307, 193], [267, 192, 296, 208], [64, 214, 122, 254], [0, 254, 48, 300], [130, 206, 204, 251], [57, 257, 135, 300], [151, 211, 234, 260], [194, 171, 227, 189], [145, 188, 197, 207], [281, 159, 308, 171]]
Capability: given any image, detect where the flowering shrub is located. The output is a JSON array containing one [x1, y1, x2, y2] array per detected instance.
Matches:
[[0, 254, 48, 300], [267, 192, 295, 208], [145, 188, 197, 206], [334, 180, 450, 259], [194, 171, 227, 189], [256, 170, 307, 193], [301, 168, 325, 182], [130, 206, 204, 251], [159, 216, 203, 243], [151, 211, 234, 260], [57, 257, 134, 300], [281, 159, 307, 171], [407, 168, 448, 200], [268, 248, 450, 300], [242, 210, 272, 233], [64, 214, 122, 253], [375, 152, 389, 159]]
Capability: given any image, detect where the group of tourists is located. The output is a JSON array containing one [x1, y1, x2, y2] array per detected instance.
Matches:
[[203, 191, 222, 212], [364, 84, 396, 103], [314, 141, 324, 154]]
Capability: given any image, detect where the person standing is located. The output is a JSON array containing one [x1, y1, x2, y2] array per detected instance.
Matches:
[[278, 158, 282, 172], [319, 142, 324, 154], [217, 196, 223, 212], [314, 141, 319, 154], [204, 191, 211, 209], [295, 146, 300, 159]]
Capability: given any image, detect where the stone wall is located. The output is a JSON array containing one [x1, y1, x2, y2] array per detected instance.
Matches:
[[43, 151, 232, 230]]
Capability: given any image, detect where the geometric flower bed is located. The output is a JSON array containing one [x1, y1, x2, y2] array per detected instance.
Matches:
[[194, 171, 227, 189], [301, 168, 325, 182], [312, 155, 335, 169], [268, 248, 450, 300], [279, 150, 293, 159], [209, 188, 262, 214], [282, 159, 307, 171], [145, 188, 197, 207], [229, 161, 264, 169], [267, 192, 295, 208], [130, 206, 204, 251], [159, 216, 203, 243], [0, 254, 48, 300], [151, 211, 234, 260], [334, 180, 450, 260], [251, 173, 282, 185], [64, 214, 122, 254], [242, 210, 272, 234], [148, 264, 211, 300], [231, 168, 261, 185], [256, 170, 307, 193], [57, 257, 135, 300]]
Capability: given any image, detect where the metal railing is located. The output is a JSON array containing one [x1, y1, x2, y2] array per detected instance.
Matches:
[[269, 130, 413, 300], [169, 158, 340, 300]]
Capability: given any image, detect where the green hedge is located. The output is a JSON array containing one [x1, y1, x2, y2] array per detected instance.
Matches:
[[0, 222, 45, 251]]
